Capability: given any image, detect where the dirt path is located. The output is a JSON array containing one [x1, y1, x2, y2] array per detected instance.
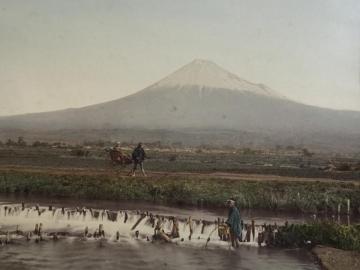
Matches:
[[0, 164, 358, 185], [312, 246, 360, 270], [150, 170, 358, 183]]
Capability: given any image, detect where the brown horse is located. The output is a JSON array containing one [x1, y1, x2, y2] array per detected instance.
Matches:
[[109, 149, 132, 167]]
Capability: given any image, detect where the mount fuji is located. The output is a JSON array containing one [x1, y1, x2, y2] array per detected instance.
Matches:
[[0, 59, 359, 148]]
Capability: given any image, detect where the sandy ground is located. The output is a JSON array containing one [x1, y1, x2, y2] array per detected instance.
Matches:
[[312, 245, 360, 270]]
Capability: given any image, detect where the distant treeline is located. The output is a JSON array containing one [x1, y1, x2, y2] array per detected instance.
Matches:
[[0, 136, 317, 156]]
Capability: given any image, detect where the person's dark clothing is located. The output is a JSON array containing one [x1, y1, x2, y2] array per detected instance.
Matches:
[[132, 146, 146, 162], [226, 206, 241, 237], [130, 146, 147, 176]]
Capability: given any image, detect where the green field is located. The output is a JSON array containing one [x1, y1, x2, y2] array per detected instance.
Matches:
[[0, 168, 359, 214]]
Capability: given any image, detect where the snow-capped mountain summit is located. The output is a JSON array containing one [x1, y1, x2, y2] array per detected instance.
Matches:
[[0, 59, 359, 150], [150, 59, 285, 99]]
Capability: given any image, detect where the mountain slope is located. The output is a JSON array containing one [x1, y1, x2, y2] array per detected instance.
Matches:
[[0, 59, 359, 137]]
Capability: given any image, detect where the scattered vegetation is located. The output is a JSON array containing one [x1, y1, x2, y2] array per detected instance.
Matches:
[[168, 155, 177, 162], [275, 222, 360, 251], [302, 148, 314, 157], [69, 149, 90, 157], [32, 141, 50, 147]]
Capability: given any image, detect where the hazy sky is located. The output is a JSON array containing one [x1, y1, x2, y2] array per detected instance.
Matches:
[[0, 0, 359, 116]]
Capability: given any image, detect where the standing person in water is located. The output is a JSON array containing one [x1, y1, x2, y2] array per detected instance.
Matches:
[[226, 199, 241, 248], [129, 143, 147, 177]]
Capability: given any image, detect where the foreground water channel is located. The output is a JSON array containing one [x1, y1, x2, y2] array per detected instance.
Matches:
[[0, 195, 323, 270]]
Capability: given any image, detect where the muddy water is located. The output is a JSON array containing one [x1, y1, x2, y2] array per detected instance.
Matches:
[[0, 240, 318, 270], [0, 195, 320, 270]]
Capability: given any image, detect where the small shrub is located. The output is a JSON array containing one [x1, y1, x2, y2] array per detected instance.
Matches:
[[169, 155, 177, 162]]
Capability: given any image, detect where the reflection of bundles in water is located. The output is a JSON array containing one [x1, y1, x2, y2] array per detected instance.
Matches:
[[0, 204, 274, 249], [217, 218, 230, 241], [218, 224, 230, 241], [170, 217, 180, 238]]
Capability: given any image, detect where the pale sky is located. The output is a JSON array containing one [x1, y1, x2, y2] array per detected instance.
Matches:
[[0, 0, 359, 116]]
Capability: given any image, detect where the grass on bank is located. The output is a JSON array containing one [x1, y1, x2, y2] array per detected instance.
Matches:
[[276, 222, 360, 251], [0, 170, 359, 214]]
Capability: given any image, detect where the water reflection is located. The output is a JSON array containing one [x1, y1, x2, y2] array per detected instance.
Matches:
[[0, 240, 319, 270]]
